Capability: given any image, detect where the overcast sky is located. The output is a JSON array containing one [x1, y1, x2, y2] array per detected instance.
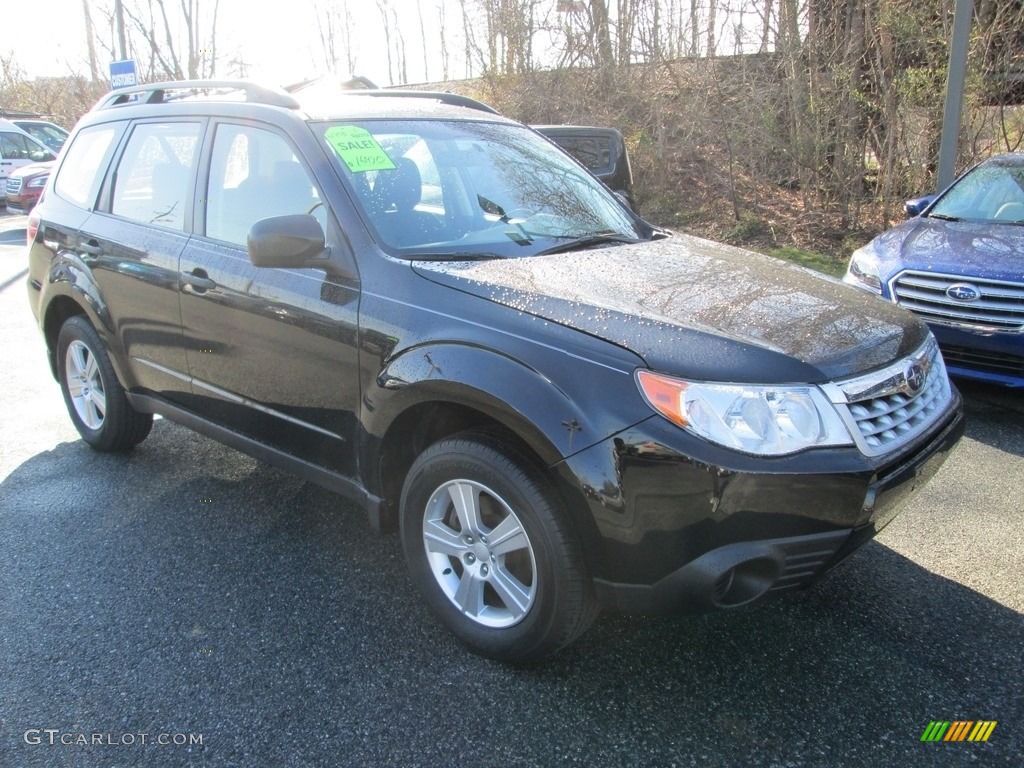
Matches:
[[6, 0, 456, 87]]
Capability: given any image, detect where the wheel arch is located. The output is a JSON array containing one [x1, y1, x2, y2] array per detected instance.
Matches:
[[40, 256, 133, 389], [363, 343, 625, 560]]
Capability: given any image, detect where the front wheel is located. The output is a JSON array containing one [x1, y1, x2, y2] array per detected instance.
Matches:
[[400, 432, 598, 663], [56, 316, 153, 452]]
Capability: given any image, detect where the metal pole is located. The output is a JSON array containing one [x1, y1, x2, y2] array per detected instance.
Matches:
[[937, 0, 973, 192], [115, 0, 128, 61]]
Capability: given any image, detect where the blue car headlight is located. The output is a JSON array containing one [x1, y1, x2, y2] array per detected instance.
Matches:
[[845, 243, 883, 293]]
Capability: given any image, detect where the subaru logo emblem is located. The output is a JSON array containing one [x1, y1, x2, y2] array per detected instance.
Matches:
[[946, 283, 980, 302], [904, 363, 926, 395]]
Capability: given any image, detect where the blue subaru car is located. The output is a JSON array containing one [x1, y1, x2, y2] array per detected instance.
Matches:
[[845, 153, 1024, 388]]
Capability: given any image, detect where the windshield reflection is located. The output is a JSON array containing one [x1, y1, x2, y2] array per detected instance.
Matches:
[[317, 120, 650, 258], [930, 162, 1024, 224]]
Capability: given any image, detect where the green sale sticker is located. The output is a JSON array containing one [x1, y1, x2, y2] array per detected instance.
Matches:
[[325, 126, 397, 172]]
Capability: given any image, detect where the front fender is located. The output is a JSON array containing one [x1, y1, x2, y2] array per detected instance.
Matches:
[[365, 342, 650, 465]]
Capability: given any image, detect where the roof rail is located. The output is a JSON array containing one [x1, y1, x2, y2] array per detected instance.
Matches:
[[357, 89, 501, 115], [91, 80, 301, 112]]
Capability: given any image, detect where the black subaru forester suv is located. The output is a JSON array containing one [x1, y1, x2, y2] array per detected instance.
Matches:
[[27, 80, 964, 663]]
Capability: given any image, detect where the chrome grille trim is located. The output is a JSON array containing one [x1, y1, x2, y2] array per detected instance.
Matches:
[[820, 337, 954, 457], [5, 178, 22, 195], [890, 270, 1024, 333]]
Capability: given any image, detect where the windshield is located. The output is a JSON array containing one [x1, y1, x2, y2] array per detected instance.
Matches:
[[929, 161, 1024, 224], [315, 119, 651, 258]]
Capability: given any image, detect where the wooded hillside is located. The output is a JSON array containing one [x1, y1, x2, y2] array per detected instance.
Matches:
[[5, 1, 1024, 266]]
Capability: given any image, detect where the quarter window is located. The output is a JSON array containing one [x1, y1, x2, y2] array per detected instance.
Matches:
[[111, 122, 201, 231], [53, 124, 121, 208], [205, 124, 321, 246]]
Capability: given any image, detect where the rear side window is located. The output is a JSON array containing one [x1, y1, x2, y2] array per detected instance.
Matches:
[[112, 122, 201, 231], [53, 124, 121, 208]]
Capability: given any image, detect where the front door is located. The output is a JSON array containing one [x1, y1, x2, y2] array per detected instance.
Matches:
[[178, 121, 361, 477]]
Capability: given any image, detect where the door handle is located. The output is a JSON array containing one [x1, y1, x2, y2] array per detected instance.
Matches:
[[79, 240, 103, 255], [182, 268, 217, 292]]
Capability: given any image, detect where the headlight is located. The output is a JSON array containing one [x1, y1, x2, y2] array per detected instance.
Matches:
[[636, 371, 854, 456], [27, 176, 49, 188], [845, 244, 882, 292]]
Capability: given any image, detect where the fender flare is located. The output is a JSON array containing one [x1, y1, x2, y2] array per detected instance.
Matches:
[[365, 342, 610, 465], [40, 251, 135, 389]]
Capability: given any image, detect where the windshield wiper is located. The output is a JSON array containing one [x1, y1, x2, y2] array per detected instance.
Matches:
[[536, 231, 641, 256], [928, 213, 962, 222], [408, 252, 502, 262]]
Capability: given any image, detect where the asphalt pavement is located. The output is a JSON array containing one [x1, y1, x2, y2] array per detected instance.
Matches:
[[1, 208, 1021, 767]]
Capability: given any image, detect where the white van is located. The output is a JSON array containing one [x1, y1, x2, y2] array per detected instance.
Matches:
[[0, 118, 56, 203]]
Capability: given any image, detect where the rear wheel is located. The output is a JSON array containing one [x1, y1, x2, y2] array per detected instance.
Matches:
[[400, 431, 598, 663], [56, 316, 152, 452]]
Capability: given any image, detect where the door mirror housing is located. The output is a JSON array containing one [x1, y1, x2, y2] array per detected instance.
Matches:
[[247, 214, 329, 269], [904, 195, 936, 218]]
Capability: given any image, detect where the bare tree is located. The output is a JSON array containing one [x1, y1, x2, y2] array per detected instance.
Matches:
[[82, 0, 102, 81], [315, 0, 358, 74], [94, 0, 221, 81]]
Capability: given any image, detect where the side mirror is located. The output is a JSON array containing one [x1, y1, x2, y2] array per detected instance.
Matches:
[[905, 195, 936, 218], [247, 214, 328, 269]]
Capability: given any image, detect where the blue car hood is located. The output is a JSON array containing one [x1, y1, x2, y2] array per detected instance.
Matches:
[[874, 217, 1024, 282], [414, 233, 926, 383]]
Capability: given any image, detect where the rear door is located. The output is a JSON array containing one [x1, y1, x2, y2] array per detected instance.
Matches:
[[178, 120, 361, 477], [82, 119, 205, 402]]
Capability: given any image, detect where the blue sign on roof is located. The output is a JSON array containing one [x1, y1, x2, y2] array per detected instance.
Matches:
[[109, 60, 138, 90]]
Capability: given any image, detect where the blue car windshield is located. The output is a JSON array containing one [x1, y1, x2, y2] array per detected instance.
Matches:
[[929, 162, 1024, 224], [315, 119, 650, 258]]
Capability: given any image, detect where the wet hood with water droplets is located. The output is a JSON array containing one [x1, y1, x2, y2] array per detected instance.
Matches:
[[413, 232, 927, 383]]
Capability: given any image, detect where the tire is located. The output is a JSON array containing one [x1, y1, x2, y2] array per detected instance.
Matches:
[[400, 431, 598, 663], [56, 315, 153, 452]]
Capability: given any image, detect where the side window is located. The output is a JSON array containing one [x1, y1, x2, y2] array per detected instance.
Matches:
[[554, 136, 612, 174], [111, 122, 201, 231], [205, 124, 321, 246], [53, 124, 121, 208], [0, 132, 32, 160]]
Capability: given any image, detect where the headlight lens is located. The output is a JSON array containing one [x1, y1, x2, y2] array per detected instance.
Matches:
[[27, 176, 49, 188], [636, 371, 853, 456], [845, 244, 882, 292]]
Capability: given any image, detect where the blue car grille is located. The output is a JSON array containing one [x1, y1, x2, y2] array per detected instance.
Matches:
[[824, 338, 954, 457], [891, 270, 1024, 332]]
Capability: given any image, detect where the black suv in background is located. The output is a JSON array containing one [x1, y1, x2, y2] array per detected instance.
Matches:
[[533, 125, 636, 211], [27, 80, 963, 663]]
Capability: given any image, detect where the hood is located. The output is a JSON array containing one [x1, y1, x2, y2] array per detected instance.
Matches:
[[11, 161, 54, 180], [413, 232, 926, 383], [875, 216, 1024, 283]]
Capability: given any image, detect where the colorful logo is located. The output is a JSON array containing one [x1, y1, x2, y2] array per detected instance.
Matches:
[[920, 721, 997, 742]]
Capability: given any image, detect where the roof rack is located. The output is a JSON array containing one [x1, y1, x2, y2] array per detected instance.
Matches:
[[353, 89, 501, 115], [92, 80, 301, 112], [283, 74, 500, 115]]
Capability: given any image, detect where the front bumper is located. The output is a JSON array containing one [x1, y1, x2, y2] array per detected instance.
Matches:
[[4, 192, 41, 214], [930, 323, 1024, 388], [560, 391, 964, 614]]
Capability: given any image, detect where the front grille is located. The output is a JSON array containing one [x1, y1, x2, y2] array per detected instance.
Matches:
[[5, 178, 21, 195], [940, 344, 1024, 377], [823, 338, 954, 457], [891, 270, 1024, 332]]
